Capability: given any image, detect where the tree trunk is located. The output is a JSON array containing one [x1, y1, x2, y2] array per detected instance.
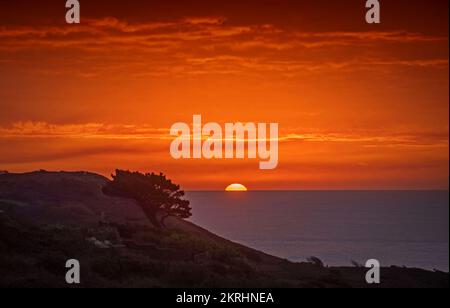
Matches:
[[148, 214, 162, 229], [160, 213, 171, 228], [143, 208, 162, 229]]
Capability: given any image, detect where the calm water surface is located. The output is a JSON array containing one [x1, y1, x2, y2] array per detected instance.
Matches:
[[187, 191, 449, 271]]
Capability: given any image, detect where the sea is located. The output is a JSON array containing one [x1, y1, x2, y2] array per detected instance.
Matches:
[[187, 191, 449, 272]]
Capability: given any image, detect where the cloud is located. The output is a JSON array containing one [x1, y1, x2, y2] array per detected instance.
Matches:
[[0, 121, 447, 189], [0, 121, 447, 149], [0, 17, 447, 78], [282, 132, 449, 148], [0, 122, 170, 140]]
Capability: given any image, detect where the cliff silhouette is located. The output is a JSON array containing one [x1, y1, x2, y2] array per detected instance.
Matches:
[[0, 171, 448, 288]]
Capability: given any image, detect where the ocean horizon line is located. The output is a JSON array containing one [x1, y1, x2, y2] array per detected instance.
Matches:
[[186, 189, 450, 192]]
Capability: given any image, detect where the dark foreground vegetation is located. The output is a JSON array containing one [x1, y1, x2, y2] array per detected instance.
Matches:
[[0, 171, 448, 288]]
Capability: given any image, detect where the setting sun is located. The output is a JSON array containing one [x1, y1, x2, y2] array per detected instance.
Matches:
[[225, 184, 248, 192]]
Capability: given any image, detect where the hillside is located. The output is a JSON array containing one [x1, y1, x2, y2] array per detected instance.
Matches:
[[0, 171, 448, 288], [0, 171, 148, 226]]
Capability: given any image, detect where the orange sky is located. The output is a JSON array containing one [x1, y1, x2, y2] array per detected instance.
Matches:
[[0, 0, 448, 190]]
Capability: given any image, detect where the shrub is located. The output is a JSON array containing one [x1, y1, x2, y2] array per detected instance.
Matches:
[[307, 256, 325, 268], [36, 252, 67, 275]]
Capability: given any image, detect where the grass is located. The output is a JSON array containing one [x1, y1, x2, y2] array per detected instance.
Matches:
[[1, 212, 448, 288]]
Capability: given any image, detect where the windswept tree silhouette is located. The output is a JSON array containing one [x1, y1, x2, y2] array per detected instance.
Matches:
[[103, 170, 192, 228]]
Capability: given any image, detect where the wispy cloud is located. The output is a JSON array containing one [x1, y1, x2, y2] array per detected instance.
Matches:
[[0, 17, 447, 77], [0, 122, 170, 140], [1, 121, 447, 149]]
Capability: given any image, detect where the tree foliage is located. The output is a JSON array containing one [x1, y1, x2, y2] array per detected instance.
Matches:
[[103, 170, 192, 228]]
